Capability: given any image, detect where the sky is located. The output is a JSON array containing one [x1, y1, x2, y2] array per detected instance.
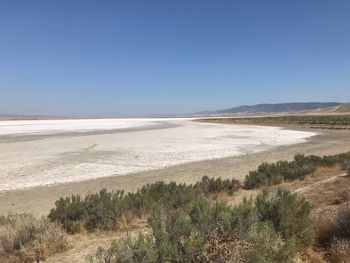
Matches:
[[0, 1, 349, 117]]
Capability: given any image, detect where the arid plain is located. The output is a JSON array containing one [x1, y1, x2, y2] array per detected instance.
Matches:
[[1, 118, 350, 217]]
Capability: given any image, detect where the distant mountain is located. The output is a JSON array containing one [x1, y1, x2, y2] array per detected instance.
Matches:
[[198, 102, 343, 115], [0, 114, 58, 120]]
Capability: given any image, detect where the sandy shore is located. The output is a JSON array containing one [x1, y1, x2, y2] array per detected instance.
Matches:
[[0, 121, 349, 217]]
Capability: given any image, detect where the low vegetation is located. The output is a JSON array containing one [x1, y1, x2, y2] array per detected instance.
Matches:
[[3, 151, 350, 262], [87, 189, 315, 262], [243, 152, 350, 189], [0, 213, 67, 263], [48, 176, 241, 233], [198, 115, 350, 129], [315, 204, 350, 263], [51, 152, 350, 234]]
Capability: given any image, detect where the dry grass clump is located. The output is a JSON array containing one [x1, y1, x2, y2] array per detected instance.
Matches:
[[315, 214, 337, 245], [335, 188, 350, 205], [315, 205, 350, 263], [301, 247, 326, 263], [0, 213, 68, 263], [334, 204, 350, 239], [329, 239, 350, 263]]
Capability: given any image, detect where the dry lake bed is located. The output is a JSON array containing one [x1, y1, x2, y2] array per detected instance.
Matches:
[[1, 118, 350, 216], [0, 118, 315, 191]]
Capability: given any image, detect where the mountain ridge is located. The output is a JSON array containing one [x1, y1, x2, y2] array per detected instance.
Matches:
[[197, 102, 343, 115]]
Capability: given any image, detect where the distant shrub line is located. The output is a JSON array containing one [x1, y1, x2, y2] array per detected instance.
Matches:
[[199, 115, 350, 127], [243, 152, 350, 189], [48, 176, 241, 233]]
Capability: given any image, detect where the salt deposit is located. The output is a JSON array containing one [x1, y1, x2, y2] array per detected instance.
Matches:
[[0, 118, 316, 191]]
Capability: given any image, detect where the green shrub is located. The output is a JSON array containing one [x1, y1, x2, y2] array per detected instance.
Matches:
[[190, 197, 233, 240], [49, 176, 242, 233], [48, 189, 127, 233], [230, 197, 258, 240], [195, 176, 241, 196], [189, 196, 257, 242], [0, 213, 67, 263], [163, 210, 204, 262], [87, 233, 157, 263], [88, 210, 204, 263], [49, 182, 202, 233], [88, 189, 314, 263], [246, 223, 297, 263], [255, 189, 315, 248], [139, 181, 202, 211]]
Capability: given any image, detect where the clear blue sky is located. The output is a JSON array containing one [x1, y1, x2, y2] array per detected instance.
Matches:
[[1, 1, 349, 116]]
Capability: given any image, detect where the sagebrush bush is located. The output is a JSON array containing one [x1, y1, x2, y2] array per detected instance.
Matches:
[[88, 189, 313, 262], [246, 223, 297, 263], [190, 197, 232, 240], [0, 213, 67, 263], [195, 176, 241, 196], [189, 196, 257, 242], [86, 234, 157, 263], [255, 189, 315, 248], [49, 176, 242, 233]]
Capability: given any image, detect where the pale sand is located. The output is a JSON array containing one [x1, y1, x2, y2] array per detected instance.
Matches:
[[0, 120, 349, 217]]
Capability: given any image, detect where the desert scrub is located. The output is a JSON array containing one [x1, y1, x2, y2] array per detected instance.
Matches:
[[0, 213, 67, 263], [246, 223, 297, 263], [256, 189, 315, 249], [49, 177, 242, 233], [88, 190, 313, 262], [48, 184, 201, 233], [195, 176, 241, 196], [86, 234, 157, 263], [189, 196, 257, 241], [243, 152, 350, 189]]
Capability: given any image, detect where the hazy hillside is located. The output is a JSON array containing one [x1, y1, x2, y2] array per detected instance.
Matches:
[[198, 102, 343, 115], [0, 114, 57, 120], [305, 103, 350, 114]]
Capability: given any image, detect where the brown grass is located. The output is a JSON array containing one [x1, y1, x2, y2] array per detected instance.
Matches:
[[334, 204, 350, 239], [334, 188, 350, 205], [315, 212, 337, 245], [289, 166, 350, 208], [0, 213, 68, 263], [329, 239, 350, 263], [301, 247, 326, 263]]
